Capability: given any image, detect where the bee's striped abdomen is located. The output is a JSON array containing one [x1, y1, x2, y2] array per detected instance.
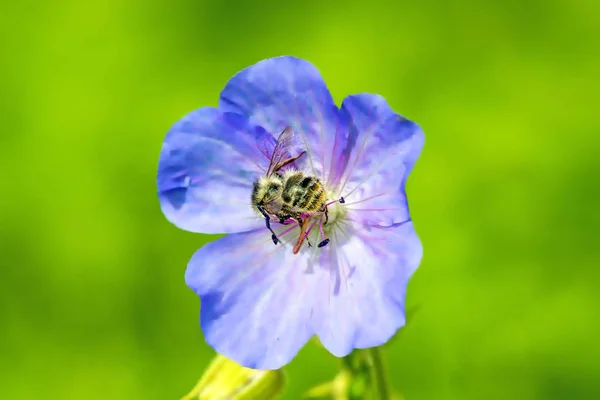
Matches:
[[280, 172, 326, 214], [304, 181, 326, 212]]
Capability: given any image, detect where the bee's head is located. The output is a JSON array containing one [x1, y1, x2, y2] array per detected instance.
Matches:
[[251, 177, 283, 216]]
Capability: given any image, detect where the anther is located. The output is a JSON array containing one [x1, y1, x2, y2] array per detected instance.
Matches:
[[325, 197, 346, 207], [271, 234, 279, 245], [317, 238, 330, 248]]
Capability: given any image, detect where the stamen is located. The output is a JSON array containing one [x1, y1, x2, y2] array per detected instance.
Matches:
[[277, 222, 301, 238], [305, 220, 318, 237], [279, 215, 293, 225], [319, 217, 326, 241], [318, 238, 330, 248], [316, 214, 330, 248], [325, 196, 345, 207], [304, 219, 318, 247]]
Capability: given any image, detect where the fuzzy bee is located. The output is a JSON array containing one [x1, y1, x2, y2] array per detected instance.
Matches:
[[251, 127, 344, 254]]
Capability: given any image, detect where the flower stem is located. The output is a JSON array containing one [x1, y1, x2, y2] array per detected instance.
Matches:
[[306, 339, 398, 400], [340, 347, 392, 400], [367, 347, 391, 400]]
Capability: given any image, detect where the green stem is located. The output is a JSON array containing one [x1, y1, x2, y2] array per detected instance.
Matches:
[[306, 339, 395, 400], [367, 347, 390, 400], [341, 347, 392, 400]]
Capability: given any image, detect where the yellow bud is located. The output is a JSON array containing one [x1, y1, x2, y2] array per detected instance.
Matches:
[[181, 354, 285, 400]]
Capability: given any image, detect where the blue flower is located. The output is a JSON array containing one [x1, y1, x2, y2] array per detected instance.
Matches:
[[157, 56, 424, 370]]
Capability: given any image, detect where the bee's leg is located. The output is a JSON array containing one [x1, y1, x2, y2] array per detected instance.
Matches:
[[299, 217, 313, 247], [257, 205, 279, 245], [276, 221, 302, 238], [317, 216, 330, 248], [293, 217, 311, 254], [324, 207, 329, 225], [304, 219, 319, 247]]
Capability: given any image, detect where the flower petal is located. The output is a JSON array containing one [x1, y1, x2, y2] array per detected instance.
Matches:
[[157, 107, 270, 234], [336, 94, 424, 227], [185, 228, 321, 370], [219, 56, 348, 185], [314, 219, 422, 356]]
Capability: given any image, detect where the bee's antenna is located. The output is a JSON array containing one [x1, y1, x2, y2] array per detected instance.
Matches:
[[257, 205, 279, 245]]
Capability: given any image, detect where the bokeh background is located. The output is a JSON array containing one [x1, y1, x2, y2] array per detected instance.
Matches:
[[1, 0, 599, 399]]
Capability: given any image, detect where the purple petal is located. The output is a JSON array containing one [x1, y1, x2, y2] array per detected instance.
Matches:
[[314, 220, 422, 356], [336, 94, 424, 227], [219, 56, 349, 186], [157, 107, 270, 234], [185, 228, 321, 370]]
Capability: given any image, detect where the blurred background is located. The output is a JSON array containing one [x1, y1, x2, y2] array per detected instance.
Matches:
[[1, 0, 599, 399]]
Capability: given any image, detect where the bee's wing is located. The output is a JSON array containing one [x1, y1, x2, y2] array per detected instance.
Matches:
[[257, 134, 277, 164], [266, 126, 295, 176]]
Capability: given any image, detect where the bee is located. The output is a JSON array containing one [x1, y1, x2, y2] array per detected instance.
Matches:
[[251, 127, 344, 254]]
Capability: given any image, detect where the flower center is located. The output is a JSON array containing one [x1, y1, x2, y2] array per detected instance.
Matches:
[[324, 189, 347, 229], [268, 188, 347, 253]]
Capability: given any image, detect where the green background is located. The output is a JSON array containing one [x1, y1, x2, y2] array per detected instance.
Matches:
[[2, 0, 598, 399]]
